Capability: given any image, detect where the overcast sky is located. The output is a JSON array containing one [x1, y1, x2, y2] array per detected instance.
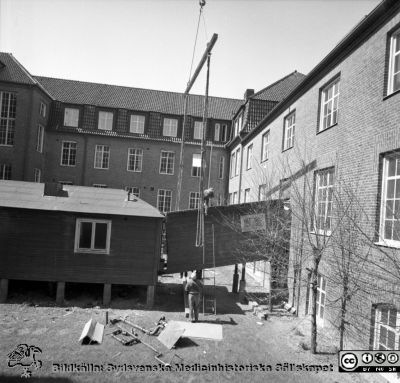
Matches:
[[0, 0, 381, 100]]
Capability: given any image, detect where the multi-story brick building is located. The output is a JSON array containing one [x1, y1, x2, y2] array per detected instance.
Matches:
[[227, 0, 400, 353]]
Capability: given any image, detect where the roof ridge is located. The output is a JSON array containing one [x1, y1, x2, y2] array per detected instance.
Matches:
[[251, 70, 306, 99], [34, 75, 243, 102]]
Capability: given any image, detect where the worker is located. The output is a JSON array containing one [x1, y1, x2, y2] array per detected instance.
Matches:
[[185, 271, 203, 322]]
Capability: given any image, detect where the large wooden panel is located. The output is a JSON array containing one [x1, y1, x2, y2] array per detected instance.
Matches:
[[0, 207, 162, 285], [165, 201, 290, 273]]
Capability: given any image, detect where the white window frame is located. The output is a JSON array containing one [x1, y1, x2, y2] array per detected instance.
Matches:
[[64, 107, 79, 128], [98, 111, 113, 131], [36, 124, 44, 153], [246, 144, 253, 170], [0, 91, 16, 146], [125, 186, 140, 198], [261, 131, 270, 162], [319, 78, 340, 132], [221, 124, 228, 142], [157, 189, 172, 213], [235, 148, 241, 176], [232, 191, 238, 204], [214, 123, 220, 141], [60, 141, 77, 167], [218, 156, 224, 179], [230, 151, 236, 178], [129, 114, 145, 134], [373, 305, 399, 350], [316, 274, 327, 326], [313, 168, 334, 235], [163, 118, 178, 137], [379, 154, 400, 247], [74, 218, 111, 254], [127, 148, 143, 172], [388, 29, 400, 95], [284, 112, 295, 150], [234, 113, 243, 136], [34, 168, 41, 183], [244, 188, 250, 203], [194, 121, 203, 140], [39, 102, 46, 118], [192, 153, 201, 177], [189, 191, 200, 210], [94, 145, 110, 169], [0, 163, 11, 180], [159, 150, 175, 175]]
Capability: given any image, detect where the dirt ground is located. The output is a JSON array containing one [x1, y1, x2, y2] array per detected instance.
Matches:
[[0, 266, 387, 383]]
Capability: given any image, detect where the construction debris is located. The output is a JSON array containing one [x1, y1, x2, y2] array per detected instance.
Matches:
[[79, 319, 104, 345]]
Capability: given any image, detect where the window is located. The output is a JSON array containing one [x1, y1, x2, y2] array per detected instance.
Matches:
[[159, 151, 175, 175], [125, 186, 140, 198], [314, 168, 334, 234], [39, 102, 46, 118], [0, 91, 16, 146], [94, 145, 110, 169], [316, 274, 327, 323], [380, 154, 400, 245], [246, 144, 253, 170], [218, 156, 224, 179], [189, 192, 200, 210], [261, 131, 270, 162], [230, 151, 236, 178], [319, 78, 340, 132], [373, 305, 399, 350], [157, 189, 172, 213], [283, 112, 295, 150], [258, 184, 266, 201], [130, 114, 145, 134], [36, 124, 44, 153], [34, 168, 41, 183], [193, 121, 203, 140], [64, 107, 79, 128], [98, 111, 113, 131], [192, 153, 201, 177], [214, 123, 220, 141], [0, 164, 11, 180], [163, 118, 178, 137], [235, 148, 241, 176], [388, 29, 400, 95], [234, 113, 243, 136], [127, 148, 143, 172], [93, 184, 107, 188], [74, 219, 111, 254], [61, 141, 77, 166], [232, 191, 238, 204], [244, 188, 250, 203], [221, 124, 228, 142]]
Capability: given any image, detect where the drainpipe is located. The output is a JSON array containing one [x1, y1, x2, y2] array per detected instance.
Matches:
[[81, 134, 88, 185], [237, 141, 244, 203]]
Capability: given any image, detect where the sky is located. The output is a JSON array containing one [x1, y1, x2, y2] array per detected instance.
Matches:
[[0, 0, 381, 100]]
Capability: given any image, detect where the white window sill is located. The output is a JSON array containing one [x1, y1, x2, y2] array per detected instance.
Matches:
[[75, 249, 109, 255], [374, 241, 400, 249]]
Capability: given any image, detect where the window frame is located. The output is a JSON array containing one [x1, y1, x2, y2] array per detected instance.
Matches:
[[318, 76, 340, 133], [0, 163, 12, 180], [261, 130, 270, 162], [246, 144, 253, 170], [373, 305, 399, 350], [162, 117, 178, 137], [94, 145, 110, 170], [235, 148, 241, 176], [34, 168, 41, 183], [63, 107, 80, 128], [98, 110, 114, 131], [230, 151, 236, 178], [60, 141, 77, 167], [193, 121, 203, 140], [218, 156, 224, 179], [214, 123, 221, 142], [127, 148, 143, 172], [159, 150, 175, 175], [316, 274, 327, 326], [74, 218, 112, 254], [191, 153, 201, 177], [129, 114, 146, 134], [36, 124, 44, 153], [157, 189, 172, 213], [0, 91, 16, 146], [283, 111, 295, 151], [39, 102, 46, 118], [189, 191, 201, 210], [244, 188, 250, 203], [387, 28, 400, 96], [125, 186, 140, 198]]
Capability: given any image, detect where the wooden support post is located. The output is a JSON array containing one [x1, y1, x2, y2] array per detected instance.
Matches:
[[0, 279, 9, 303], [56, 282, 65, 306], [232, 264, 239, 293], [103, 283, 112, 306], [146, 285, 155, 308], [239, 263, 247, 303]]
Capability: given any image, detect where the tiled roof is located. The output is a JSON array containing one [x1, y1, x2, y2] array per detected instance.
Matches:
[[0, 180, 163, 218], [34, 76, 243, 120], [0, 52, 38, 85], [251, 71, 306, 102]]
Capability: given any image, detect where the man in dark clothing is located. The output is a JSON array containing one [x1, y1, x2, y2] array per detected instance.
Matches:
[[185, 271, 203, 322]]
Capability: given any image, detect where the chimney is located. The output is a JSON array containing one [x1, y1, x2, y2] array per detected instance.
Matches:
[[244, 89, 254, 100], [43, 182, 68, 197]]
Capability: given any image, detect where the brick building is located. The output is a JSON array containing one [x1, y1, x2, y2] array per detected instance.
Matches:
[[227, 0, 400, 353]]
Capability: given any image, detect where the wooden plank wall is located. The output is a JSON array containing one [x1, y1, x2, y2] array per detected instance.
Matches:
[[0, 207, 162, 285], [165, 201, 290, 273]]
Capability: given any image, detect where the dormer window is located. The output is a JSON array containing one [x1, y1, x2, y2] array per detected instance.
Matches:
[[98, 111, 113, 131], [64, 107, 79, 128], [193, 121, 203, 140], [163, 118, 178, 137], [234, 113, 243, 136]]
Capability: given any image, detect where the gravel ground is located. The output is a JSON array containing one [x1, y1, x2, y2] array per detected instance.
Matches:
[[0, 266, 387, 383]]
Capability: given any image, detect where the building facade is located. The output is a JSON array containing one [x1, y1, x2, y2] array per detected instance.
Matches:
[[227, 0, 400, 352]]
